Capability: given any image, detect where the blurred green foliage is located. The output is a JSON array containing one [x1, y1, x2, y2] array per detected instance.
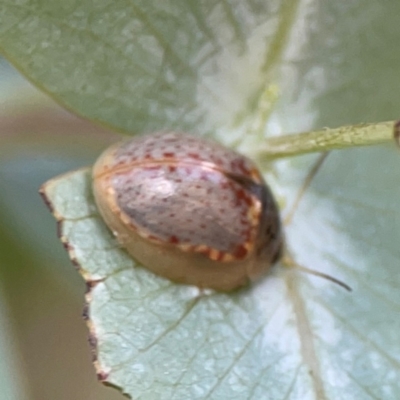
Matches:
[[0, 60, 123, 400]]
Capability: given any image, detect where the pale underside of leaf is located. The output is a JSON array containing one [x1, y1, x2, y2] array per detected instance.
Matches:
[[41, 163, 400, 400], [41, 169, 314, 399]]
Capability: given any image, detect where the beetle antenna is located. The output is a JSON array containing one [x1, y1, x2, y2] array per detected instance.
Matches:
[[282, 255, 352, 292], [284, 152, 329, 226]]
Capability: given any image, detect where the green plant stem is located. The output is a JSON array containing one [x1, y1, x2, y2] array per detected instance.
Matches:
[[258, 121, 396, 159]]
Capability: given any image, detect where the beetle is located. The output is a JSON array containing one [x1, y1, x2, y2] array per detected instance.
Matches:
[[92, 132, 283, 291]]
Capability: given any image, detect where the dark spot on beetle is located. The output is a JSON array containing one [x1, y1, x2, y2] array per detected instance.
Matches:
[[220, 182, 229, 189], [169, 235, 179, 244], [188, 152, 200, 159], [232, 159, 250, 175], [233, 245, 248, 259], [163, 152, 174, 157], [144, 165, 160, 171], [235, 188, 247, 202]]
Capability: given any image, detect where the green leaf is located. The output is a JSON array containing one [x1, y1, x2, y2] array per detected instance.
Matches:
[[8, 0, 400, 398], [42, 159, 400, 399], [41, 168, 299, 399], [0, 0, 296, 135]]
